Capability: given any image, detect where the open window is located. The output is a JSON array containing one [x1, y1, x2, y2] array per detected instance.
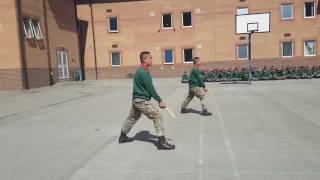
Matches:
[[108, 17, 119, 32], [162, 13, 172, 29], [182, 12, 192, 28]]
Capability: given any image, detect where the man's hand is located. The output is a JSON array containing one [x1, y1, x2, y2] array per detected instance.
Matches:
[[203, 88, 208, 92], [159, 101, 166, 109]]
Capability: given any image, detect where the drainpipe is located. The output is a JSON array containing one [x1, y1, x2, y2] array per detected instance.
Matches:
[[74, 0, 84, 81], [90, 0, 98, 80], [15, 0, 29, 89], [43, 0, 53, 85]]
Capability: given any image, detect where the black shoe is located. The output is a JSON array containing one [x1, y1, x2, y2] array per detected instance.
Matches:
[[157, 136, 175, 150], [181, 108, 188, 114], [119, 132, 134, 144], [202, 110, 212, 116]]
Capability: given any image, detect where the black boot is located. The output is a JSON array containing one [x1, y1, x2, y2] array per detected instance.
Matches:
[[157, 136, 175, 150], [202, 110, 212, 116], [181, 108, 188, 114], [119, 132, 134, 144]]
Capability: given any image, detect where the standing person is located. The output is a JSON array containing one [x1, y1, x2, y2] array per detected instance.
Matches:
[[119, 51, 175, 150], [181, 57, 212, 116]]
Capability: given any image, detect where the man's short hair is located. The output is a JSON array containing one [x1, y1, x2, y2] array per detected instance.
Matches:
[[193, 57, 200, 64], [140, 51, 151, 63]]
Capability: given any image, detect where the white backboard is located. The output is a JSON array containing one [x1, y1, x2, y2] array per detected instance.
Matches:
[[236, 13, 270, 34]]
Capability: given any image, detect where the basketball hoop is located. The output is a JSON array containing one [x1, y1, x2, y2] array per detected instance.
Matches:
[[247, 22, 259, 33]]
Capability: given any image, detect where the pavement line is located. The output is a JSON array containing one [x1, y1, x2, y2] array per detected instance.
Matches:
[[0, 94, 90, 121], [213, 97, 240, 179], [203, 149, 320, 153], [197, 116, 204, 180], [77, 169, 320, 175], [54, 135, 117, 180], [246, 87, 320, 129]]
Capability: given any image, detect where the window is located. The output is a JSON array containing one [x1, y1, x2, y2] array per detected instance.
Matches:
[[183, 48, 193, 63], [31, 19, 43, 39], [304, 40, 316, 56], [237, 44, 248, 60], [111, 52, 121, 66], [164, 49, 174, 64], [23, 17, 34, 38], [237, 7, 248, 15], [23, 17, 43, 39], [304, 2, 315, 18], [108, 17, 118, 32], [182, 12, 192, 27], [162, 13, 172, 29], [282, 42, 293, 57], [281, 4, 293, 20]]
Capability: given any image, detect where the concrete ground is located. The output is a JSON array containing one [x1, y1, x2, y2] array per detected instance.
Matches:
[[1, 78, 320, 180]]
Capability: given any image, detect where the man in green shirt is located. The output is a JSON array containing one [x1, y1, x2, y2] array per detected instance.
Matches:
[[119, 51, 175, 150], [181, 57, 212, 116]]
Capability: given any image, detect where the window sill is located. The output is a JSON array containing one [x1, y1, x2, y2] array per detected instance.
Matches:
[[304, 16, 316, 19], [111, 65, 121, 68]]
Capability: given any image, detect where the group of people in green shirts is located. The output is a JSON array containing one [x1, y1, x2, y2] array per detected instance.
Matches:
[[182, 65, 320, 83], [119, 52, 211, 150]]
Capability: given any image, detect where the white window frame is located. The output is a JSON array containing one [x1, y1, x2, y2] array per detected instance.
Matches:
[[304, 1, 316, 18], [304, 40, 316, 56], [182, 12, 193, 28], [31, 19, 43, 40], [111, 52, 121, 67], [23, 17, 34, 39], [237, 7, 249, 15], [162, 13, 173, 29], [163, 49, 174, 64], [237, 44, 249, 60], [108, 16, 119, 33], [282, 41, 293, 57], [183, 48, 194, 63], [281, 4, 294, 20]]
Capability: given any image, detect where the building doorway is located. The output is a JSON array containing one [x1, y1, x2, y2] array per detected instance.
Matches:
[[57, 51, 70, 80]]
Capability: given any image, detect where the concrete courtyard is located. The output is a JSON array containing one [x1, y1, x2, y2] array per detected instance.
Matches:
[[1, 78, 320, 180]]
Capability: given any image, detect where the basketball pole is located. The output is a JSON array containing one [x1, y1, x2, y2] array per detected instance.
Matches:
[[248, 31, 254, 85]]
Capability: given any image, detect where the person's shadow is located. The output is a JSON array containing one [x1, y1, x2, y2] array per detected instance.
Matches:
[[132, 131, 172, 148], [183, 108, 203, 115], [132, 131, 158, 147]]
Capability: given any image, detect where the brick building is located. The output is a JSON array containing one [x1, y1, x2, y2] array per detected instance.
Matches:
[[0, 0, 80, 90], [77, 0, 320, 79]]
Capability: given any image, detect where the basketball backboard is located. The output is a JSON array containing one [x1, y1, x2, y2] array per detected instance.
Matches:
[[236, 13, 270, 34]]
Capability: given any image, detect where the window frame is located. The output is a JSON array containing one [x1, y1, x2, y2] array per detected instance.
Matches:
[[281, 3, 294, 20], [304, 40, 316, 56], [163, 49, 174, 65], [31, 19, 43, 40], [110, 51, 121, 67], [281, 41, 294, 58], [182, 48, 194, 63], [108, 16, 119, 33], [304, 1, 316, 18], [23, 17, 34, 39], [237, 44, 249, 60], [181, 11, 193, 28], [161, 13, 173, 29], [237, 7, 249, 15]]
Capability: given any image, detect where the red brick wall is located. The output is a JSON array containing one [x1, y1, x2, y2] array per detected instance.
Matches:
[[0, 69, 23, 90]]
